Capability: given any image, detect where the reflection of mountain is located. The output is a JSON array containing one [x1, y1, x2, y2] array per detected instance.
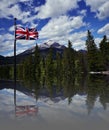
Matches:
[[0, 80, 65, 103], [1, 74, 109, 115], [1, 88, 109, 129], [0, 80, 35, 98], [0, 87, 87, 119]]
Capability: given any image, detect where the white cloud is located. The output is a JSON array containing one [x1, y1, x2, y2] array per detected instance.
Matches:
[[1, 0, 106, 56], [98, 23, 109, 37], [96, 1, 109, 19], [66, 31, 102, 50], [72, 31, 87, 41], [36, 0, 80, 19], [0, 33, 14, 55], [3, 45, 32, 56], [67, 31, 87, 50], [0, 0, 33, 23], [85, 0, 109, 19], [16, 45, 31, 55], [40, 15, 86, 39], [0, 41, 14, 54], [0, 33, 14, 44], [0, 0, 30, 8], [85, 0, 106, 12], [95, 37, 102, 48], [78, 9, 87, 16], [0, 31, 36, 56], [39, 15, 86, 50], [0, 0, 39, 26]]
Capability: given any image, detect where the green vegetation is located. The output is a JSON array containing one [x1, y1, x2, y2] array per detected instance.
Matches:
[[0, 31, 109, 114], [0, 30, 109, 80], [100, 35, 109, 70], [85, 30, 104, 72]]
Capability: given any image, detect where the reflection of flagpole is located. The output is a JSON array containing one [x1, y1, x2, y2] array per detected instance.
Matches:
[[14, 85, 16, 117], [14, 85, 16, 106]]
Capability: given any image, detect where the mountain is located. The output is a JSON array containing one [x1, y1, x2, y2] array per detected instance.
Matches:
[[0, 55, 5, 62], [0, 41, 66, 65], [0, 55, 14, 65], [39, 40, 65, 50], [19, 40, 66, 56]]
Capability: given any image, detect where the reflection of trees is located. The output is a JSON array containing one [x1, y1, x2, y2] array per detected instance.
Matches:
[[21, 73, 109, 113], [99, 75, 109, 110], [21, 75, 41, 101], [33, 76, 41, 101], [45, 76, 54, 98], [44, 74, 63, 99], [100, 91, 109, 110], [86, 74, 109, 114], [44, 73, 76, 104], [86, 75, 98, 114], [86, 93, 97, 115], [62, 75, 75, 105], [75, 74, 88, 94]]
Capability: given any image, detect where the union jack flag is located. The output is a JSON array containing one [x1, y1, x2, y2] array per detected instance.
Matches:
[[15, 26, 38, 40]]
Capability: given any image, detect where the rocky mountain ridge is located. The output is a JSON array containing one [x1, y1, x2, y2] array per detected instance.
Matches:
[[0, 41, 66, 65]]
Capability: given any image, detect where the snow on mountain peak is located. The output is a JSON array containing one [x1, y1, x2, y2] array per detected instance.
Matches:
[[39, 40, 65, 50], [19, 40, 66, 56], [46, 40, 55, 45]]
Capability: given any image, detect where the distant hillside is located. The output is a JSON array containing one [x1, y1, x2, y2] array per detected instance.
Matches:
[[0, 41, 66, 65], [19, 40, 66, 56], [0, 40, 87, 65]]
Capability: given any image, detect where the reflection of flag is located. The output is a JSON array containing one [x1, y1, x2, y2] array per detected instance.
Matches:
[[15, 26, 38, 40], [15, 105, 38, 117]]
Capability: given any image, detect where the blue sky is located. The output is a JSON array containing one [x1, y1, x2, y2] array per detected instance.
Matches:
[[0, 0, 109, 56]]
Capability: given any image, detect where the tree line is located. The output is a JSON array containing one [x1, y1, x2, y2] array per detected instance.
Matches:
[[0, 30, 109, 80]]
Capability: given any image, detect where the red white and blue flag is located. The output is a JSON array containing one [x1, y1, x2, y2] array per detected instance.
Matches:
[[15, 26, 38, 40]]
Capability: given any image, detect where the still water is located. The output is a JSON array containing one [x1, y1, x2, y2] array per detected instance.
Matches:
[[0, 74, 109, 130]]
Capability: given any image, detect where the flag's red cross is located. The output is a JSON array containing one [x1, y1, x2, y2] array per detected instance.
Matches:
[[15, 26, 38, 40]]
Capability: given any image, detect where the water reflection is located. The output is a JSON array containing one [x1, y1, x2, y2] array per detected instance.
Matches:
[[86, 74, 109, 113], [15, 105, 38, 117], [0, 74, 109, 119], [20, 74, 109, 114], [0, 75, 109, 130], [14, 88, 38, 118]]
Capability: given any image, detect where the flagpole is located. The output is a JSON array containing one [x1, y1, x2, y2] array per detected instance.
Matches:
[[14, 18, 17, 106]]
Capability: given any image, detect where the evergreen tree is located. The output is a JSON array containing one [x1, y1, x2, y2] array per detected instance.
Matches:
[[45, 47, 55, 77], [34, 44, 41, 77], [86, 30, 101, 72], [75, 51, 88, 74], [68, 40, 75, 74], [17, 64, 23, 79], [63, 40, 75, 77], [23, 55, 34, 80], [0, 65, 11, 79], [55, 52, 63, 87], [100, 35, 109, 70], [56, 52, 62, 77], [62, 46, 68, 76]]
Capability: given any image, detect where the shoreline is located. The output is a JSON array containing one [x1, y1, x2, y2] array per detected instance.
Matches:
[[90, 71, 109, 75]]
